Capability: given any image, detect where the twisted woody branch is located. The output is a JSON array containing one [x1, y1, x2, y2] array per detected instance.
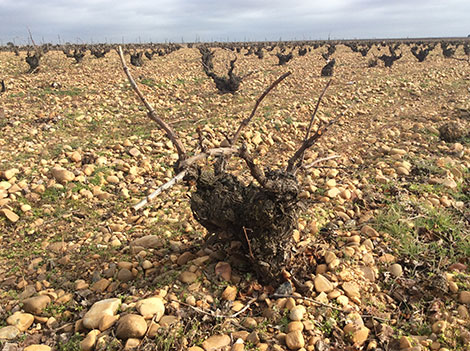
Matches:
[[118, 45, 336, 284]]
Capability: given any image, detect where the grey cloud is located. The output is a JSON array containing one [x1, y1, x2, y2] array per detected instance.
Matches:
[[0, 0, 469, 43]]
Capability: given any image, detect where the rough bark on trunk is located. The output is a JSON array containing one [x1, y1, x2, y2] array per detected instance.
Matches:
[[190, 168, 299, 284]]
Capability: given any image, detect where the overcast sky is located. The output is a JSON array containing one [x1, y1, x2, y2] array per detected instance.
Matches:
[[0, 0, 469, 44]]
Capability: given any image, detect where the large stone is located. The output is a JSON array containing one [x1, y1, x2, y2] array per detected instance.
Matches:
[[221, 286, 237, 301], [314, 274, 333, 293], [136, 297, 165, 320], [289, 305, 306, 321], [115, 314, 147, 339], [0, 326, 20, 340], [342, 282, 360, 299], [285, 330, 305, 350], [51, 167, 75, 183], [80, 329, 100, 351], [179, 271, 197, 283], [202, 335, 231, 351], [6, 312, 34, 331], [1, 168, 19, 180], [131, 235, 163, 249], [24, 345, 52, 351], [389, 264, 403, 278], [22, 295, 51, 314], [0, 208, 19, 223], [99, 314, 120, 331], [82, 298, 121, 330], [117, 268, 134, 282], [351, 326, 369, 346], [459, 291, 470, 304]]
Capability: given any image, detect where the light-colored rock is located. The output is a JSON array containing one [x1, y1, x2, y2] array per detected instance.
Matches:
[[342, 282, 360, 299], [351, 326, 369, 346], [390, 263, 403, 277], [289, 305, 306, 321], [179, 271, 197, 283], [432, 320, 447, 333], [221, 286, 237, 301], [98, 314, 120, 331], [314, 274, 333, 293], [396, 167, 409, 176], [287, 321, 304, 332], [0, 208, 19, 222], [6, 312, 34, 331], [361, 225, 379, 238], [459, 291, 470, 304], [82, 298, 121, 330], [115, 314, 147, 339], [23, 345, 52, 351], [0, 326, 20, 340], [327, 187, 341, 198], [22, 295, 51, 314], [124, 338, 140, 350], [1, 168, 19, 180], [91, 278, 110, 292], [136, 297, 165, 320], [69, 151, 82, 163], [242, 317, 257, 329], [202, 334, 231, 351], [285, 330, 305, 350], [51, 167, 75, 183], [80, 329, 100, 351], [399, 336, 413, 349], [324, 251, 337, 265], [131, 235, 163, 249]]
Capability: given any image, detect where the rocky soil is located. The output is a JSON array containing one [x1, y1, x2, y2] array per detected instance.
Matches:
[[0, 44, 469, 351]]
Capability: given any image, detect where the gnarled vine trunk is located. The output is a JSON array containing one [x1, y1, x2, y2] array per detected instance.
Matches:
[[190, 169, 299, 284]]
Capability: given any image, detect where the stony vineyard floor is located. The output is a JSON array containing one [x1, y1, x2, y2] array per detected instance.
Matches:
[[0, 44, 470, 351]]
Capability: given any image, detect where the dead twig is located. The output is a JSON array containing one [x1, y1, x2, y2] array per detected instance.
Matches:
[[287, 80, 333, 173], [270, 293, 345, 312], [243, 226, 255, 260], [230, 72, 291, 145], [302, 154, 341, 170], [179, 296, 258, 318], [230, 296, 258, 317], [133, 170, 187, 211], [304, 80, 333, 142], [118, 46, 187, 162], [286, 116, 339, 174]]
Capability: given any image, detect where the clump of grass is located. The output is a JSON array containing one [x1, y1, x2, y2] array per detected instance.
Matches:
[[375, 203, 469, 267]]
